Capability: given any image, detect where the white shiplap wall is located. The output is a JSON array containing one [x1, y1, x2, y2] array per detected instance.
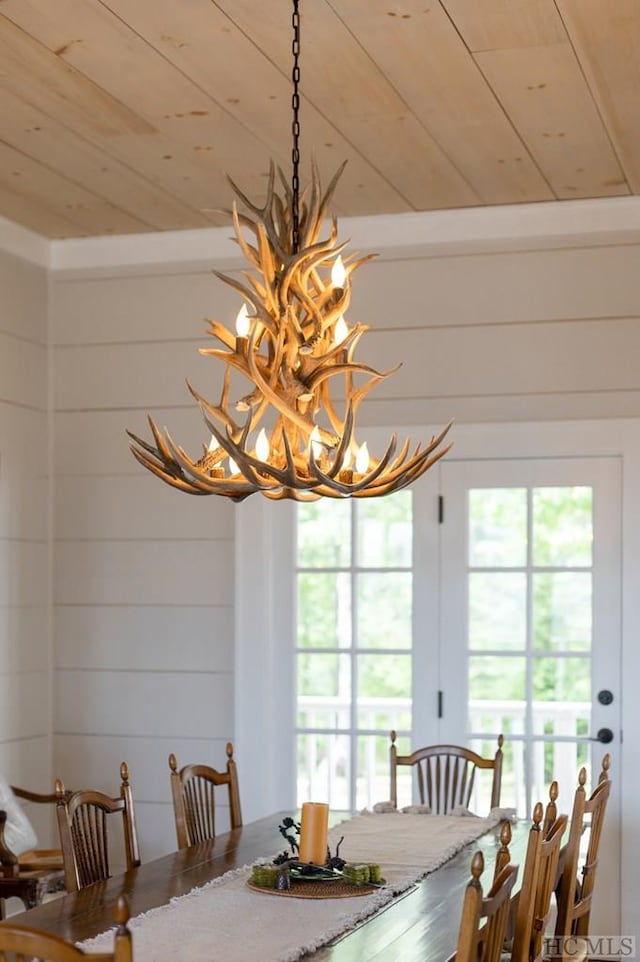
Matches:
[[0, 240, 51, 848], [50, 268, 237, 860]]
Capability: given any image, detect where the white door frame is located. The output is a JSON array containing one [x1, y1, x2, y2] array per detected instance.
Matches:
[[236, 417, 640, 941]]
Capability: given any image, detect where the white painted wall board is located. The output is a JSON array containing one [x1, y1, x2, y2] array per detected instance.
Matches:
[[0, 334, 47, 409], [351, 243, 640, 328], [0, 250, 47, 342], [55, 408, 235, 475], [0, 476, 48, 541], [0, 540, 48, 606], [0, 607, 48, 671], [53, 338, 215, 410], [0, 670, 49, 739], [53, 670, 233, 738], [358, 318, 640, 398], [53, 539, 233, 606], [53, 734, 236, 802], [51, 270, 240, 345], [351, 390, 640, 428], [54, 605, 233, 673], [54, 476, 233, 540]]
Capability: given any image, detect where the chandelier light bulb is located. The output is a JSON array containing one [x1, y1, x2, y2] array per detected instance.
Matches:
[[207, 435, 217, 453], [255, 428, 270, 462], [334, 314, 348, 346], [228, 456, 239, 475], [235, 303, 250, 337], [331, 255, 346, 288], [355, 442, 370, 475]]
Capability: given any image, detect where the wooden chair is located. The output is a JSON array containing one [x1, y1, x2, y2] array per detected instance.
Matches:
[[451, 851, 518, 962], [390, 731, 504, 813], [55, 764, 140, 893], [553, 756, 612, 958], [169, 743, 242, 850], [0, 785, 72, 920], [0, 894, 132, 961], [510, 802, 568, 962]]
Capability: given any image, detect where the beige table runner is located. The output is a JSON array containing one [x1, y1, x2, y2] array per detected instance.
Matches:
[[81, 811, 502, 962]]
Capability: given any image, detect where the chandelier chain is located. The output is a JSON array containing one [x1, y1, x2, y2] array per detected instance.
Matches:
[[291, 0, 301, 254]]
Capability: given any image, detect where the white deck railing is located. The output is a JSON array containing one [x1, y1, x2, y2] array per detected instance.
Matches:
[[297, 696, 591, 813]]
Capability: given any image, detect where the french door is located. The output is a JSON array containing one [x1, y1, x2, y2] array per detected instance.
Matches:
[[438, 455, 621, 933]]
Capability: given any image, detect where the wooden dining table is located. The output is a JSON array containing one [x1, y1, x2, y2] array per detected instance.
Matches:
[[1, 812, 530, 961]]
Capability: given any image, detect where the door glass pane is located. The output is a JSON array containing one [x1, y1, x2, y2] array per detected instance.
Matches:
[[532, 487, 592, 566], [357, 492, 412, 566], [357, 572, 412, 648], [533, 572, 592, 650], [298, 572, 351, 648], [469, 572, 526, 650], [469, 488, 527, 566], [356, 734, 390, 811], [297, 732, 351, 810], [469, 655, 526, 703], [297, 500, 351, 566]]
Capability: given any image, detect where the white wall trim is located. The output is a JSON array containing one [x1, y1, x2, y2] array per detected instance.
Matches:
[[46, 195, 640, 275], [0, 214, 50, 267]]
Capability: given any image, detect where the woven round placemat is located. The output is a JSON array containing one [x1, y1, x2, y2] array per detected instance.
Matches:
[[247, 877, 383, 899]]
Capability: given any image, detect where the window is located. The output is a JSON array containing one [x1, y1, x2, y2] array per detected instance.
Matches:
[[295, 493, 413, 810]]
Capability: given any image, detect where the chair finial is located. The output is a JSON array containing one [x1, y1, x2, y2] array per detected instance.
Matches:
[[120, 761, 130, 785], [55, 776, 66, 800], [168, 753, 178, 774], [470, 850, 484, 881], [499, 819, 512, 847], [390, 729, 397, 745], [113, 894, 130, 927], [226, 742, 234, 761], [497, 733, 504, 750], [549, 779, 559, 803], [532, 801, 543, 828], [600, 753, 611, 782], [578, 766, 587, 788]]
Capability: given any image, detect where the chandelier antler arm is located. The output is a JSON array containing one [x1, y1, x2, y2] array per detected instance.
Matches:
[[369, 426, 454, 487], [129, 444, 212, 495], [244, 334, 325, 443], [278, 230, 343, 316], [310, 158, 348, 244], [305, 358, 397, 395], [308, 435, 398, 493], [228, 165, 290, 265]]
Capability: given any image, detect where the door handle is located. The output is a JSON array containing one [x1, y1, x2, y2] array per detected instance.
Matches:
[[591, 728, 614, 744]]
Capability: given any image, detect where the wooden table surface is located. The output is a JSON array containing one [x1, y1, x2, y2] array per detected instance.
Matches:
[[1, 813, 530, 962]]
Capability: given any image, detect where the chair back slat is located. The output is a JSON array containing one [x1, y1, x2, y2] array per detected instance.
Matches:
[[56, 764, 140, 894], [169, 743, 242, 850], [391, 732, 503, 814]]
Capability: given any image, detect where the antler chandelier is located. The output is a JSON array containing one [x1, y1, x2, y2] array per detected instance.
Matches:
[[127, 1, 452, 502]]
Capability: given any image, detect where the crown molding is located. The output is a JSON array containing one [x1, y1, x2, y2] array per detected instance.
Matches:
[[3, 196, 640, 274], [0, 215, 50, 268]]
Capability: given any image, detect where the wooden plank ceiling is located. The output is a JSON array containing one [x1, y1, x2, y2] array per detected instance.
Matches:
[[0, 0, 637, 239]]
